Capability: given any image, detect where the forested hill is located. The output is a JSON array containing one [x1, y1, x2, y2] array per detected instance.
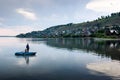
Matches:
[[16, 12, 120, 38]]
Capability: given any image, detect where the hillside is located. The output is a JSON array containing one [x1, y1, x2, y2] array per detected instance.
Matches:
[[16, 12, 120, 38]]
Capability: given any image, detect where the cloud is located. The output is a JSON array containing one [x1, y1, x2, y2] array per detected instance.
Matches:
[[86, 0, 120, 13], [0, 18, 4, 22], [0, 22, 3, 26], [16, 8, 37, 20], [43, 14, 69, 22], [41, 14, 70, 28], [0, 18, 5, 26]]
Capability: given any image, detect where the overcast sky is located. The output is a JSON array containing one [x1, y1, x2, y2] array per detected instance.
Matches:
[[0, 0, 120, 36]]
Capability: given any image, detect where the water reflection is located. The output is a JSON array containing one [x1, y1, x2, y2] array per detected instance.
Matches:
[[0, 37, 117, 80], [23, 38, 120, 61], [87, 60, 120, 80], [15, 55, 36, 65]]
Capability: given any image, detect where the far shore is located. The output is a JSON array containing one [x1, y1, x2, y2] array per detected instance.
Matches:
[[0, 36, 15, 37], [1, 36, 120, 41], [94, 37, 120, 41], [16, 36, 120, 40]]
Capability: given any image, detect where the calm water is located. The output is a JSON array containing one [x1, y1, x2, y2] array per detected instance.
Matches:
[[0, 37, 120, 80]]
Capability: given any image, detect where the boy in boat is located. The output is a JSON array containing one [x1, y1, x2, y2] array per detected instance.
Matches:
[[25, 43, 30, 52]]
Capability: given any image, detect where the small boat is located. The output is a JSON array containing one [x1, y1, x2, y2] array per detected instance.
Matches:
[[15, 52, 36, 56]]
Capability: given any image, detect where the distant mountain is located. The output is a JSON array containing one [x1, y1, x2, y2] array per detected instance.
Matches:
[[16, 12, 120, 38], [0, 36, 15, 37]]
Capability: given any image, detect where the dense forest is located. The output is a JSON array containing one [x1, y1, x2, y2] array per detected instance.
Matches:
[[16, 12, 120, 38]]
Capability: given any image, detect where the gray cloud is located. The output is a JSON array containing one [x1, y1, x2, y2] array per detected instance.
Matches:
[[0, 0, 87, 17], [0, 0, 117, 35]]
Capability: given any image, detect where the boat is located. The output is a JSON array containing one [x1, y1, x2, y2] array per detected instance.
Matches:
[[15, 52, 36, 56]]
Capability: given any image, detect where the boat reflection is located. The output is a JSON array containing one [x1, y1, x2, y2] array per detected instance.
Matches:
[[15, 55, 36, 65]]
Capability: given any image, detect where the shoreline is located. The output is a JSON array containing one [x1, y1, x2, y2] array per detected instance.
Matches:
[[16, 36, 120, 41], [94, 37, 120, 41]]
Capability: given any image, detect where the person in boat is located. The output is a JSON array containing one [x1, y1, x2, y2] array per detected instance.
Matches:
[[25, 43, 30, 52]]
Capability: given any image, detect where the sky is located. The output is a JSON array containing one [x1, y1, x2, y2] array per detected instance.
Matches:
[[0, 0, 120, 36]]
